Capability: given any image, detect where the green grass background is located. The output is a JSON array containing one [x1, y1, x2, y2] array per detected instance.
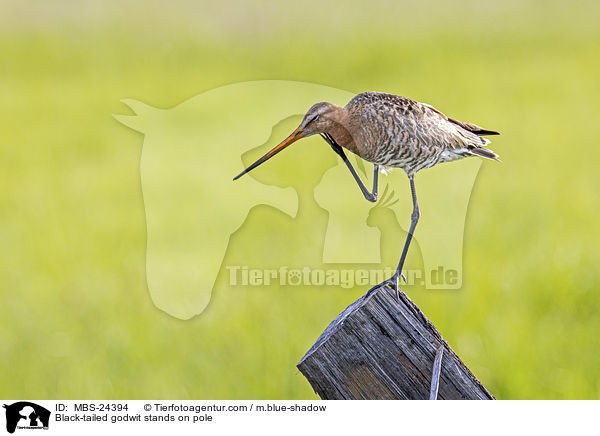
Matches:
[[1, 0, 600, 399]]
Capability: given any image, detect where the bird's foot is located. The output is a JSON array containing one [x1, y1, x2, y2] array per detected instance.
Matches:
[[383, 272, 405, 301]]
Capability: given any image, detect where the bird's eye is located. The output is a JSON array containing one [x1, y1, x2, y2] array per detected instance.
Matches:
[[311, 115, 319, 123]]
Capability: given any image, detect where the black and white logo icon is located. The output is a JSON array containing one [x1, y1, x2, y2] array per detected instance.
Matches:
[[3, 402, 50, 434]]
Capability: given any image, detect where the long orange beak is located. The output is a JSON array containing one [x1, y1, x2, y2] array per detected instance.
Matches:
[[233, 127, 304, 180]]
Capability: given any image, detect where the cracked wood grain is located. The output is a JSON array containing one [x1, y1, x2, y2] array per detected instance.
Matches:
[[297, 283, 494, 400]]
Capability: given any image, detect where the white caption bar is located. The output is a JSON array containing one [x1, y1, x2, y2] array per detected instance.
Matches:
[[1, 400, 596, 436]]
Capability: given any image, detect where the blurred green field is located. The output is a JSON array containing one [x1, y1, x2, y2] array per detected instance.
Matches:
[[1, 1, 600, 399]]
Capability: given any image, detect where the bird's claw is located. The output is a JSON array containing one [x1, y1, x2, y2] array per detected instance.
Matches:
[[385, 271, 406, 284], [384, 273, 403, 301]]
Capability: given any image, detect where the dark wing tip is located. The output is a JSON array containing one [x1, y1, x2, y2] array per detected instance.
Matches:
[[478, 129, 500, 136], [448, 117, 499, 136]]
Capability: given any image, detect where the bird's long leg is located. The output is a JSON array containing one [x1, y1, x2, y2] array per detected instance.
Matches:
[[386, 175, 420, 297], [322, 133, 408, 284], [320, 133, 379, 202]]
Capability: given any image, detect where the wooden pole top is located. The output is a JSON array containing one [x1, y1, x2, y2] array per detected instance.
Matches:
[[297, 283, 494, 400]]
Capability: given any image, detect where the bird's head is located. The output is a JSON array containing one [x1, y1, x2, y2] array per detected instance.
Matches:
[[298, 101, 341, 136], [233, 101, 341, 180]]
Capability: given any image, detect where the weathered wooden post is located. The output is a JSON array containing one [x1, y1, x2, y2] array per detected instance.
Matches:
[[297, 282, 494, 400]]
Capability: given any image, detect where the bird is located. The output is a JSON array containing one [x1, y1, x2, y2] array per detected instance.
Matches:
[[233, 91, 499, 296]]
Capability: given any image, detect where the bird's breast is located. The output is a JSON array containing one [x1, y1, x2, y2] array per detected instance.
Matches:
[[327, 122, 358, 155]]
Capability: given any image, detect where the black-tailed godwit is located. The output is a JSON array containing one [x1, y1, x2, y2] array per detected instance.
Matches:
[[234, 91, 499, 296]]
